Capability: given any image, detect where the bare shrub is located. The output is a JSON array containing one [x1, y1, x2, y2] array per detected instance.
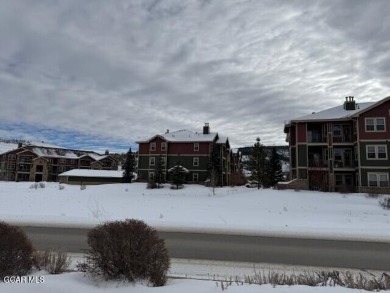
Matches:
[[239, 270, 390, 291], [379, 196, 390, 210], [82, 219, 170, 287], [0, 221, 34, 279], [366, 187, 382, 198], [33, 250, 71, 274]]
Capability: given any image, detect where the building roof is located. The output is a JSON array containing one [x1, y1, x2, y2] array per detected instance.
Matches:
[[31, 147, 80, 159], [290, 102, 374, 122], [288, 96, 390, 123], [59, 169, 123, 178], [137, 129, 219, 143]]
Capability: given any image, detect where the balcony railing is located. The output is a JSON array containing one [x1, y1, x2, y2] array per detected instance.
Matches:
[[308, 160, 328, 168], [307, 133, 326, 143]]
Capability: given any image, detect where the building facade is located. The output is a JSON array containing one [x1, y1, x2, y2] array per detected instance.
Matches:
[[0, 144, 118, 182], [283, 96, 390, 193], [136, 123, 240, 186]]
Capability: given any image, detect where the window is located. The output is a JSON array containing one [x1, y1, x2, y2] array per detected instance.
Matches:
[[161, 142, 167, 151], [150, 142, 156, 151], [194, 143, 199, 151], [365, 117, 386, 132], [193, 173, 199, 182], [59, 159, 66, 164], [8, 154, 16, 160], [193, 157, 199, 166], [333, 125, 341, 136], [368, 173, 389, 187], [149, 157, 155, 166], [161, 157, 166, 166], [149, 172, 155, 179], [366, 145, 387, 160]]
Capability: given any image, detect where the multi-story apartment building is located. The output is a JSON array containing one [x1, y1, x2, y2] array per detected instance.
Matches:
[[0, 143, 118, 182], [283, 96, 390, 193], [136, 123, 240, 186]]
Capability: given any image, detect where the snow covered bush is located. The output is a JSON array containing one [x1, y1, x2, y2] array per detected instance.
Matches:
[[379, 196, 390, 210], [0, 221, 34, 280], [82, 219, 170, 287]]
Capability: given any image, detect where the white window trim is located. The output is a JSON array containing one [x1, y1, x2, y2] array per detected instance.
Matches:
[[149, 157, 155, 166], [365, 117, 386, 132], [366, 145, 387, 160], [193, 157, 199, 166], [161, 157, 166, 166], [368, 172, 389, 187], [150, 142, 156, 151], [161, 142, 167, 151], [149, 172, 155, 179], [194, 143, 199, 151], [193, 173, 199, 182]]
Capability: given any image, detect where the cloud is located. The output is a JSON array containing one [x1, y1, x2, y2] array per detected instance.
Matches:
[[0, 0, 389, 150]]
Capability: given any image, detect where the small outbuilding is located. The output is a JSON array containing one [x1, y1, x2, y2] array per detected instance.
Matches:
[[59, 169, 123, 185]]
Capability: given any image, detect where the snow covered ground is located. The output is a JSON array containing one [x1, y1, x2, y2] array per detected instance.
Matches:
[[1, 182, 389, 292], [0, 182, 389, 241]]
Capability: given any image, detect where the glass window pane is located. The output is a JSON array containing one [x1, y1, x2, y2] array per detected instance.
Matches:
[[376, 118, 385, 131]]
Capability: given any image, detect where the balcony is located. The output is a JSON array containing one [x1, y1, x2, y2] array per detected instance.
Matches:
[[307, 132, 326, 143]]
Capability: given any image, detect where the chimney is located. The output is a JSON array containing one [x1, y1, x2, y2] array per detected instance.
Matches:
[[18, 142, 23, 148], [203, 123, 210, 134], [343, 96, 356, 110], [165, 129, 169, 134]]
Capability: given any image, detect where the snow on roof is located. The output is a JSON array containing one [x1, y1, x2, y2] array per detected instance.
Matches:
[[162, 129, 217, 142], [0, 142, 18, 154], [31, 147, 80, 159], [83, 153, 108, 161], [290, 102, 374, 122], [59, 169, 123, 178], [168, 165, 190, 173], [27, 141, 67, 149], [216, 135, 228, 144]]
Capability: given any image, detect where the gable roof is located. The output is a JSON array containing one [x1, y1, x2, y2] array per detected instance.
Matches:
[[59, 169, 123, 178], [288, 96, 390, 123], [137, 129, 219, 143], [290, 102, 374, 122]]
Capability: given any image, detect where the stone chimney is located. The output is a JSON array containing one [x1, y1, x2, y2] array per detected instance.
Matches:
[[343, 96, 356, 110], [17, 142, 23, 148], [203, 123, 210, 134]]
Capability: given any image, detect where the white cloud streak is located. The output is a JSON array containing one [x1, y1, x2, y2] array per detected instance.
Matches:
[[0, 0, 389, 148]]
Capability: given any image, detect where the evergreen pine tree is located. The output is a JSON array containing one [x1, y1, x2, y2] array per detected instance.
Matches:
[[207, 144, 221, 194], [154, 155, 165, 188], [169, 162, 189, 189], [122, 147, 136, 183], [266, 147, 284, 187], [247, 137, 267, 189]]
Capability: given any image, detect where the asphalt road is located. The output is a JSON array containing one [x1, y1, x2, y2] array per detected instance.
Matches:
[[20, 226, 390, 271]]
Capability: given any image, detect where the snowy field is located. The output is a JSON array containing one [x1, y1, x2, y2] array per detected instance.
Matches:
[[1, 182, 389, 292], [0, 271, 377, 293], [0, 182, 389, 241]]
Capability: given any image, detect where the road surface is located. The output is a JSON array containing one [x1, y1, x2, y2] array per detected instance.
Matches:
[[20, 226, 390, 271]]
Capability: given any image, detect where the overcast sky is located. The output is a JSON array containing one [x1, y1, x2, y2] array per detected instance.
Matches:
[[0, 0, 389, 152]]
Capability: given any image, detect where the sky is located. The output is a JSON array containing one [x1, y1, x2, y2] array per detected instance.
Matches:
[[0, 0, 389, 153]]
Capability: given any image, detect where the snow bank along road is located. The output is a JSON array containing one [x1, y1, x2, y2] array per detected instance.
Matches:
[[20, 225, 390, 271]]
